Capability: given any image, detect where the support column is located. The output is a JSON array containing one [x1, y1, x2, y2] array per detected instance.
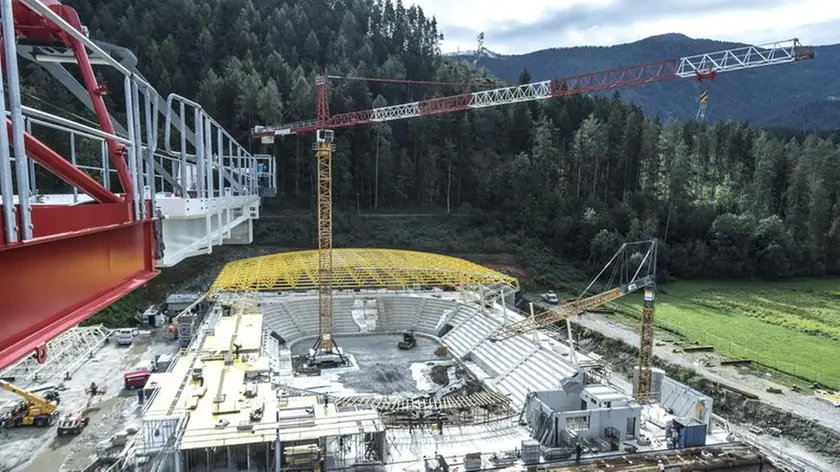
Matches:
[[275, 410, 282, 472]]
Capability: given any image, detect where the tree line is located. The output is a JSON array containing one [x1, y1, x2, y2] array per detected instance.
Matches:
[[26, 0, 840, 280]]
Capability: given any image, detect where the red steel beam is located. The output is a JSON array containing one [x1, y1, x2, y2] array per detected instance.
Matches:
[[9, 0, 133, 200], [0, 203, 158, 369], [5, 119, 121, 204], [61, 7, 133, 199]]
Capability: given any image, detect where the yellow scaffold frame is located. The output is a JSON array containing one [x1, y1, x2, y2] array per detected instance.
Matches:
[[210, 248, 520, 293]]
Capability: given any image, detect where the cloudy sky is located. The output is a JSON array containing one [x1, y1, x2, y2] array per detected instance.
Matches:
[[407, 0, 840, 54]]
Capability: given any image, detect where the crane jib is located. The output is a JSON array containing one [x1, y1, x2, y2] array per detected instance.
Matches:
[[253, 38, 813, 138]]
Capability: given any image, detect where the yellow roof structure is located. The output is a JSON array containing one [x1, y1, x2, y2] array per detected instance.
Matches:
[[210, 248, 519, 293]]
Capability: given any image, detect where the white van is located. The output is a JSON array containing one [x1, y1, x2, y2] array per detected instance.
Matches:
[[116, 329, 134, 346]]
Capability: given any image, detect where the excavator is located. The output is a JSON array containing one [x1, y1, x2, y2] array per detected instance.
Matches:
[[398, 330, 417, 350], [0, 379, 61, 428]]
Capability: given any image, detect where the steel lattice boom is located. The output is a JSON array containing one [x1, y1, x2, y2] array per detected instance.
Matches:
[[253, 38, 813, 137], [491, 240, 657, 342]]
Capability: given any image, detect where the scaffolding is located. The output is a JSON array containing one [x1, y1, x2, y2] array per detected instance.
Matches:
[[0, 324, 112, 387]]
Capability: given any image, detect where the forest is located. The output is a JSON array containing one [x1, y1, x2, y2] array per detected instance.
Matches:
[[30, 0, 840, 281]]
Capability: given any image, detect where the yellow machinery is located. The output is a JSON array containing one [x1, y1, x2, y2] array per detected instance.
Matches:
[[398, 330, 417, 350], [314, 126, 337, 359], [491, 287, 629, 341], [490, 239, 659, 402], [0, 379, 61, 428]]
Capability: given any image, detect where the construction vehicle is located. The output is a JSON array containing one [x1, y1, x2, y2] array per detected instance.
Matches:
[[0, 379, 60, 428], [398, 330, 417, 350], [56, 410, 89, 435], [123, 359, 157, 389]]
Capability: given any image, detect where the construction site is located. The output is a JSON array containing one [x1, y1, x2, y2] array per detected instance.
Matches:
[[0, 0, 837, 471]]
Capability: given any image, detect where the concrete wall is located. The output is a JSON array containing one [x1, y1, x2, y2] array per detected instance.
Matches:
[[660, 377, 713, 425], [525, 386, 642, 445], [555, 404, 642, 441], [534, 386, 583, 412]]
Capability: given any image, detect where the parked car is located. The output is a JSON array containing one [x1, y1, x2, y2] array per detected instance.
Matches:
[[115, 329, 134, 346], [541, 291, 559, 304]]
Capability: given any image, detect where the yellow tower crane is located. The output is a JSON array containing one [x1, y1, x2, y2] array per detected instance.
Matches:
[[252, 39, 812, 369]]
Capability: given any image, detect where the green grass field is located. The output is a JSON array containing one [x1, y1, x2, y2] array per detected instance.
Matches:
[[612, 279, 840, 388]]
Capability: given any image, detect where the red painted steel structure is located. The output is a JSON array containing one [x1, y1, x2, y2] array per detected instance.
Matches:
[[254, 39, 814, 137], [0, 0, 158, 369]]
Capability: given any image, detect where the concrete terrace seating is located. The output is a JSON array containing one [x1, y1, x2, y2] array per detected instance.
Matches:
[[262, 301, 305, 341], [261, 292, 582, 408], [262, 293, 464, 344], [417, 297, 460, 333], [439, 303, 581, 407], [472, 332, 539, 377], [377, 296, 426, 332], [330, 297, 358, 333], [276, 297, 319, 335], [494, 346, 580, 406], [440, 306, 498, 359]]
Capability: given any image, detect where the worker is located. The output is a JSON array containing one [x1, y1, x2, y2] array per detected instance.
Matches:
[[657, 460, 665, 472], [89, 382, 98, 396], [574, 442, 582, 464], [757, 454, 764, 472]]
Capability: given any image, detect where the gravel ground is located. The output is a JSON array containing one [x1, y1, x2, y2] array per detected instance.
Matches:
[[291, 335, 444, 395], [572, 313, 840, 434], [572, 312, 840, 470], [0, 329, 180, 472]]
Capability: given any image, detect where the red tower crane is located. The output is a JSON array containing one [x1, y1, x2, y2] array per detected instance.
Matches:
[[253, 38, 815, 390]]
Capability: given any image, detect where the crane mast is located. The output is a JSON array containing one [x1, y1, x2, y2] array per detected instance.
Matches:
[[255, 39, 814, 372], [312, 76, 343, 363]]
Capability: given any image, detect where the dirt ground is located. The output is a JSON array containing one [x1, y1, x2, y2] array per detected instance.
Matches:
[[290, 335, 443, 395], [0, 329, 180, 472]]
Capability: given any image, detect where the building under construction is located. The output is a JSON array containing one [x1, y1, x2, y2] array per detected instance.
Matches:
[[125, 248, 768, 472], [0, 3, 822, 471]]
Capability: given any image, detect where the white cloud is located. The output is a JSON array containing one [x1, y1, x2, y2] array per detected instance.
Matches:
[[405, 0, 840, 54]]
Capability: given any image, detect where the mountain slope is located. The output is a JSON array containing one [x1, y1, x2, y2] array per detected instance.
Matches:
[[467, 34, 840, 130]]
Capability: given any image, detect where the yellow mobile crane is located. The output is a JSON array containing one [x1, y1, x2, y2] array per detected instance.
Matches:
[[0, 379, 61, 428], [490, 239, 658, 402]]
